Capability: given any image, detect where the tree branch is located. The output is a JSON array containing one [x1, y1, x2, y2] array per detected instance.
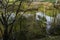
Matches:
[[0, 18, 4, 25]]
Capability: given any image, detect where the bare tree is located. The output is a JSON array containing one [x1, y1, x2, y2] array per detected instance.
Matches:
[[0, 0, 38, 40], [0, 0, 23, 40]]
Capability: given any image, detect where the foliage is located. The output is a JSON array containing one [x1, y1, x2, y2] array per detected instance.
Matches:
[[0, 0, 60, 40]]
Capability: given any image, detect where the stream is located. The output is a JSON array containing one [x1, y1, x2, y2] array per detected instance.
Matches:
[[36, 12, 54, 34]]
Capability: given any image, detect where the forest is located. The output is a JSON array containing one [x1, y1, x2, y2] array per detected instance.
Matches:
[[0, 0, 60, 40]]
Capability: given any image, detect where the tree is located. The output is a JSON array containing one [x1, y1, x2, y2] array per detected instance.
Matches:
[[0, 0, 23, 40], [0, 0, 38, 40]]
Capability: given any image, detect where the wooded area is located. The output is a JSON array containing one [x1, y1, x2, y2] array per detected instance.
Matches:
[[0, 0, 60, 40]]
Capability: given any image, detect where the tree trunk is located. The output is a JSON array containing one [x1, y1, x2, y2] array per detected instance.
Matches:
[[3, 25, 9, 40]]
